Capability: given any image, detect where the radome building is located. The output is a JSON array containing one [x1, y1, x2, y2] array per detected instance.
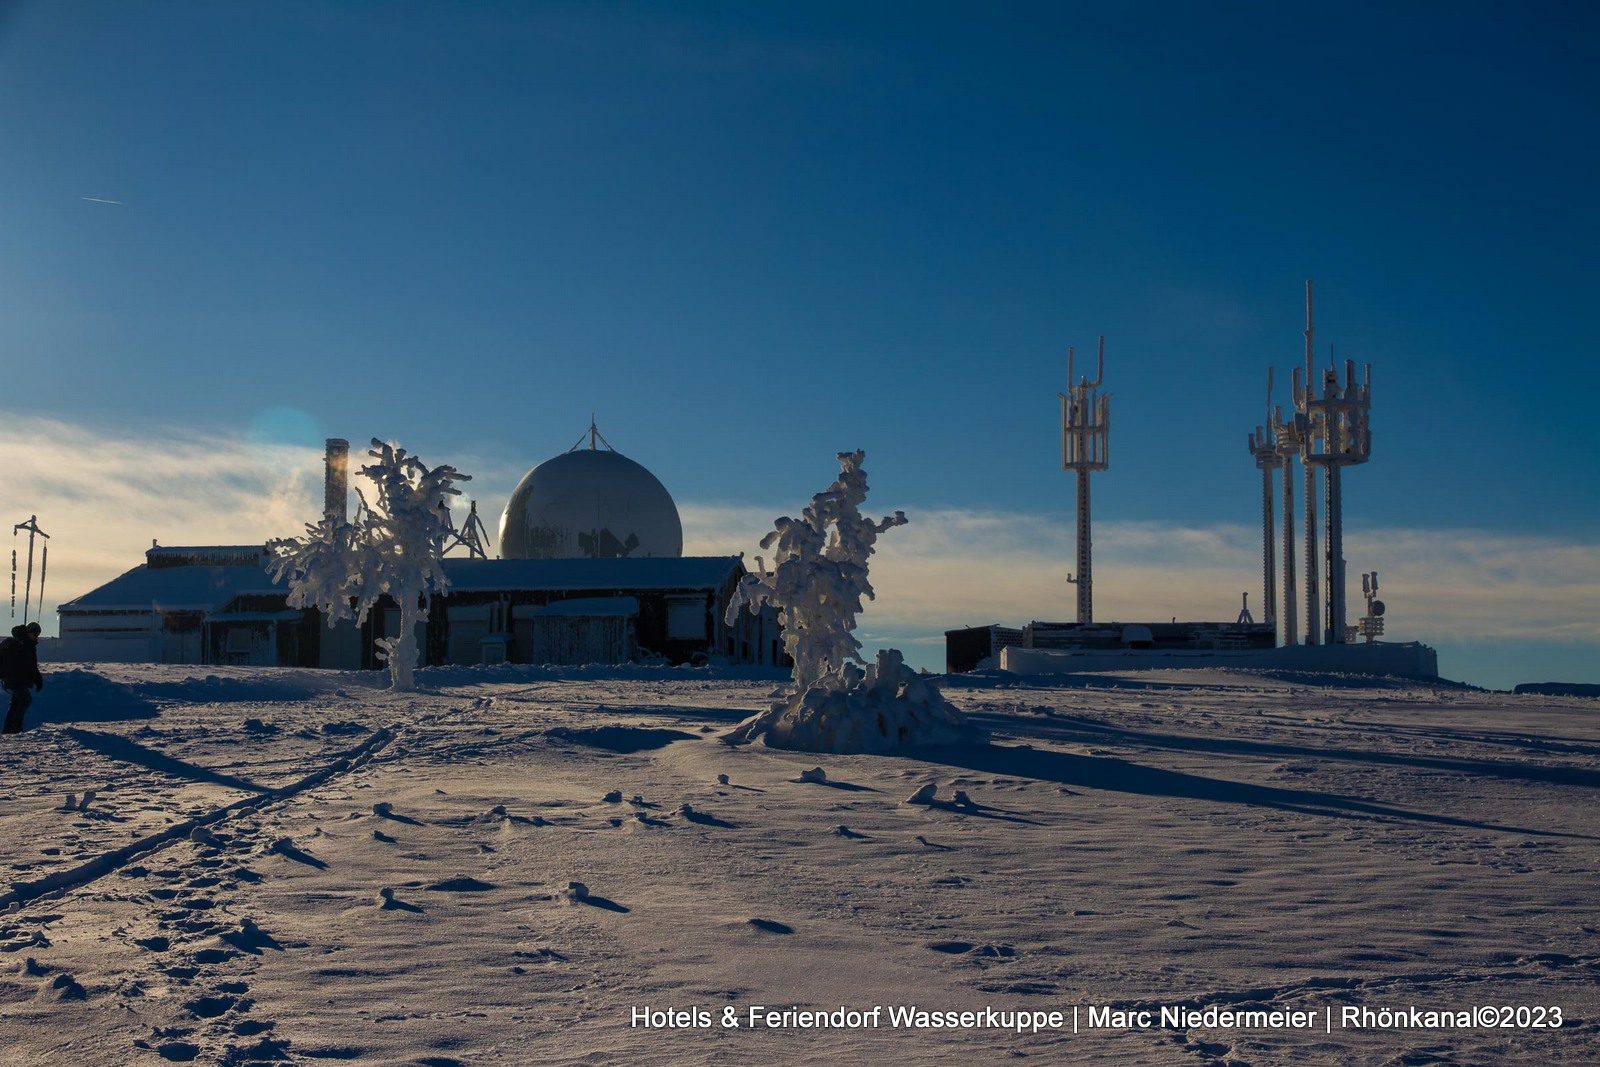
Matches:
[[55, 429, 782, 671]]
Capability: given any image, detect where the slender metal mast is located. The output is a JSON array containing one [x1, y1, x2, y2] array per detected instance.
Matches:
[[1309, 356, 1372, 642], [1247, 369, 1281, 630], [11, 515, 50, 627], [1270, 400, 1299, 646], [1295, 281, 1321, 644], [1061, 337, 1110, 624]]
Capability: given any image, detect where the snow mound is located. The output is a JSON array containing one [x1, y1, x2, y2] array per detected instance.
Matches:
[[723, 649, 986, 754], [34, 669, 160, 724]]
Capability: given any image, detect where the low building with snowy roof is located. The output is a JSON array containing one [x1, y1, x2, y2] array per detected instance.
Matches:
[[56, 546, 781, 670]]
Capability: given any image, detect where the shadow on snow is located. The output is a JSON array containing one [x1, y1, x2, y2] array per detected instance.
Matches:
[[62, 727, 267, 793], [916, 742, 1591, 840]]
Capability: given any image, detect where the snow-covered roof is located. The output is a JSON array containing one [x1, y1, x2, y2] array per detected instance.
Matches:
[[527, 596, 639, 617], [59, 555, 743, 616], [441, 556, 740, 593], [58, 564, 285, 614], [147, 545, 268, 564]]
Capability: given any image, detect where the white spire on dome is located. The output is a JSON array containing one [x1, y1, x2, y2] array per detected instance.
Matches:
[[568, 417, 615, 453]]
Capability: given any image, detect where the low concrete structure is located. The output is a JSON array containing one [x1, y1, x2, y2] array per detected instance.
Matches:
[[999, 640, 1439, 679]]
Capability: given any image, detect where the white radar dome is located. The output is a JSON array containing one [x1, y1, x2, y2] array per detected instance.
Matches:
[[497, 425, 683, 561]]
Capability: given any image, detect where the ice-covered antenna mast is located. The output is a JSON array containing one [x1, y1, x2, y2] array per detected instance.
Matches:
[[1293, 280, 1322, 644], [1269, 390, 1301, 647], [10, 515, 50, 627], [1246, 368, 1281, 631], [1293, 281, 1373, 644], [1061, 336, 1110, 624]]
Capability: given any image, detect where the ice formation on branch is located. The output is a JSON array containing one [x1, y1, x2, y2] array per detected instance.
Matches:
[[724, 450, 983, 753], [270, 439, 468, 691]]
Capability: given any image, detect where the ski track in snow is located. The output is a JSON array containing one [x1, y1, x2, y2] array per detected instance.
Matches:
[[0, 662, 1596, 1066]]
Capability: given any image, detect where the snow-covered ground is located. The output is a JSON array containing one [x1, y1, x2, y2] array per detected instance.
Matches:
[[1, 664, 1595, 1066]]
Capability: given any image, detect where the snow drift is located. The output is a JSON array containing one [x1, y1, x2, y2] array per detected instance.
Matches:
[[724, 648, 985, 754]]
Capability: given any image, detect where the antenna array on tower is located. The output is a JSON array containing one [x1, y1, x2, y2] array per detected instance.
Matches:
[[1253, 281, 1374, 646], [1060, 338, 1111, 624]]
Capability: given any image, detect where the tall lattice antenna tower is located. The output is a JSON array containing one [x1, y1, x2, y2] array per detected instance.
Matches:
[[1247, 368, 1282, 630], [1293, 281, 1372, 644], [1292, 281, 1323, 644], [1061, 337, 1111, 624]]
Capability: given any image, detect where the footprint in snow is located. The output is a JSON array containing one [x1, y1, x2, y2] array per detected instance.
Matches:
[[220, 919, 281, 954], [154, 1041, 200, 1062], [183, 993, 238, 1019]]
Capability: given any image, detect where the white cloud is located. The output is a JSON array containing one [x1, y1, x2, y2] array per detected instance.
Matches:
[[1, 416, 326, 621]]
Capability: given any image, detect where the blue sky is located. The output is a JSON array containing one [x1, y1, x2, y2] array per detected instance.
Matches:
[[2, 2, 1596, 688]]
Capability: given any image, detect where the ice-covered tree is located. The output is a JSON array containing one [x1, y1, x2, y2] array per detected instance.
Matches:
[[726, 449, 906, 691], [724, 451, 982, 753], [270, 439, 468, 690]]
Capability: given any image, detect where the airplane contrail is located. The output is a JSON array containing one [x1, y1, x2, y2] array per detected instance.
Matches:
[[80, 196, 123, 205]]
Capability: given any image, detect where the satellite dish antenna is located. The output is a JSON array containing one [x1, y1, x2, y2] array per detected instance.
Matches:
[[1370, 600, 1385, 617]]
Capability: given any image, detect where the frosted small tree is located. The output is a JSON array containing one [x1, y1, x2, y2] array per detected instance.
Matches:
[[722, 451, 980, 754], [726, 449, 906, 691], [270, 439, 468, 690]]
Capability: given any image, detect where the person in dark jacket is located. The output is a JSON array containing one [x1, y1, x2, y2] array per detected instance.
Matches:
[[1, 622, 44, 734]]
